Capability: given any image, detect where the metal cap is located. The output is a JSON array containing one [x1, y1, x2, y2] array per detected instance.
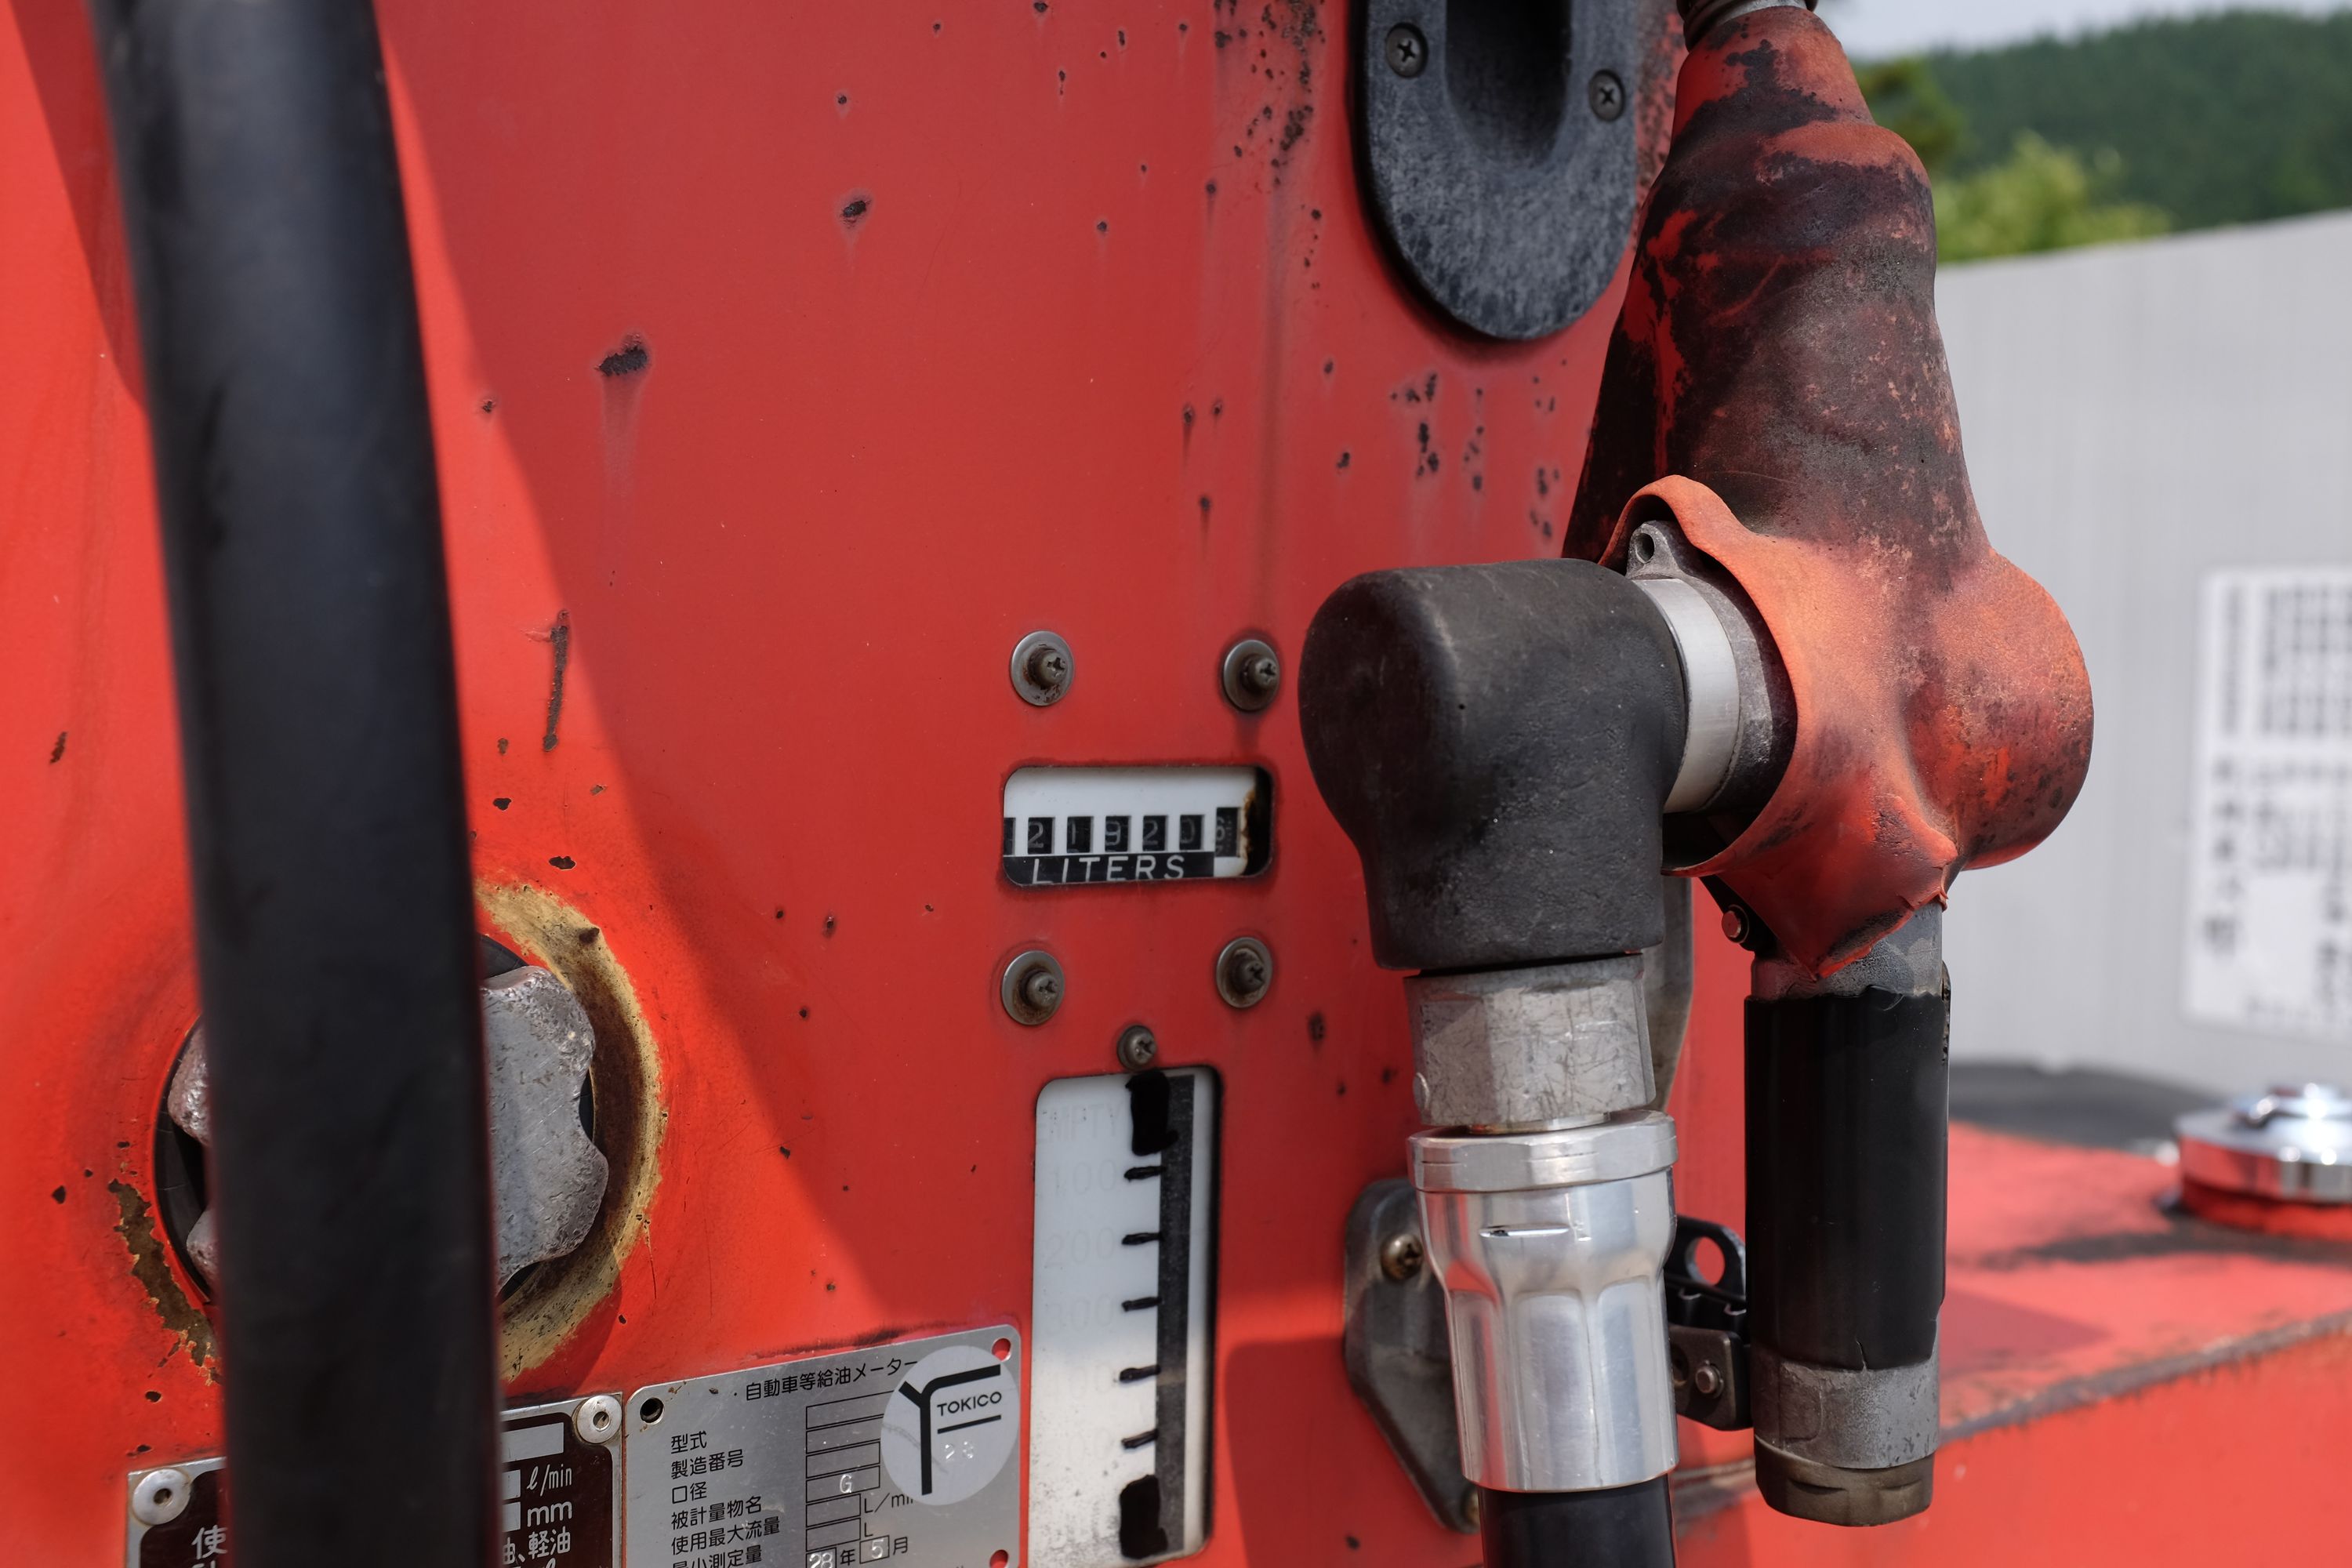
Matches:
[[2176, 1083, 2352, 1204], [1411, 1111, 1675, 1194]]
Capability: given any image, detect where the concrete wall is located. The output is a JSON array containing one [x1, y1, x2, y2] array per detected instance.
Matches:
[[1935, 210, 2352, 1093]]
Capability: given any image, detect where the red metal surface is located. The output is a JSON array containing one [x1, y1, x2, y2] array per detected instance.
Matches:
[[2, 2, 2341, 1565], [1678, 1124, 2352, 1563], [1565, 9, 2096, 978], [3, 2, 1662, 1560], [2178, 1178, 2352, 1241]]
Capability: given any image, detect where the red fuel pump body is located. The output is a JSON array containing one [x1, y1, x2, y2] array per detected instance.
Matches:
[[2, 4, 2348, 1566]]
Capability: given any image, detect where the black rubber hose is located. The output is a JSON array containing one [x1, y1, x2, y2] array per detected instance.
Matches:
[[85, 2, 499, 1564], [1482, 1481, 1676, 1567], [1746, 989, 1948, 1374]]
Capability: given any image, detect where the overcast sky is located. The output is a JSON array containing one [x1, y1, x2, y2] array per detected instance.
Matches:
[[1818, 0, 2351, 56]]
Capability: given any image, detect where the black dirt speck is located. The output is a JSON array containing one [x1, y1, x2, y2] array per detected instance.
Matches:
[[493, 797, 511, 811], [1308, 1011, 1327, 1044], [51, 1186, 66, 1204], [841, 196, 871, 225], [597, 339, 648, 378], [48, 732, 66, 764], [548, 855, 576, 870]]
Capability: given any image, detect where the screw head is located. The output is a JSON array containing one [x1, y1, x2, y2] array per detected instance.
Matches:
[[1721, 906, 1752, 945], [575, 1394, 623, 1445], [1116, 1024, 1159, 1072], [1692, 1361, 1725, 1398], [1385, 22, 1428, 78], [1215, 936, 1274, 1008], [1220, 637, 1282, 712], [1588, 70, 1626, 121], [131, 1468, 193, 1527], [1010, 630, 1075, 706], [1001, 949, 1067, 1025], [1378, 1230, 1425, 1280]]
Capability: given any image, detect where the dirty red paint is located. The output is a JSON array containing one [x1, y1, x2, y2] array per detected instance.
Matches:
[[0, 2, 2332, 1565], [0, 3, 1661, 1560], [1567, 9, 2096, 977]]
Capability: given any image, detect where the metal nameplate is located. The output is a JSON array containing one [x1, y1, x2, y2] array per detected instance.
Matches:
[[124, 1395, 622, 1568], [125, 1455, 224, 1568], [626, 1327, 1022, 1568]]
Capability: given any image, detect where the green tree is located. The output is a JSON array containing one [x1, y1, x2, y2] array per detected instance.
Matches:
[[1853, 56, 1965, 174], [1913, 12, 2352, 232], [1933, 134, 2172, 263]]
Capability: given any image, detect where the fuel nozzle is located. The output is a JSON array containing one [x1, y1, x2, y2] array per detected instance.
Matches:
[[1302, 557, 1716, 1565]]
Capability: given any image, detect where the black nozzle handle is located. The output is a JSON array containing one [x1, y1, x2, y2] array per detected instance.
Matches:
[[1299, 558, 1688, 972]]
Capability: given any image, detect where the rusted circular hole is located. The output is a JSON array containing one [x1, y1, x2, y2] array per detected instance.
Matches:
[[484, 884, 667, 1378], [153, 935, 592, 1308]]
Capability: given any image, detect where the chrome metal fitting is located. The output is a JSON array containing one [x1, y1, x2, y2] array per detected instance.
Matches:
[[1627, 516, 1791, 826], [1411, 1112, 1679, 1493], [1751, 1344, 1940, 1471], [1407, 956, 1653, 1132], [2178, 1083, 2352, 1203]]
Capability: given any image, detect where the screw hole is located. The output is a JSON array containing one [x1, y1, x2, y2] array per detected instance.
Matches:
[[991, 1552, 1011, 1568], [1633, 530, 1658, 563], [154, 1487, 173, 1506], [993, 1337, 1013, 1361], [638, 1396, 666, 1425], [591, 1408, 611, 1428]]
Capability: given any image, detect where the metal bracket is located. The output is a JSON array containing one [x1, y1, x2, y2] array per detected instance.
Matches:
[[1343, 1180, 1479, 1534], [1665, 1215, 1752, 1432]]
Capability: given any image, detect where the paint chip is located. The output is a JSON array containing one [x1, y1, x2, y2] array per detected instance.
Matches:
[[597, 340, 649, 378]]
